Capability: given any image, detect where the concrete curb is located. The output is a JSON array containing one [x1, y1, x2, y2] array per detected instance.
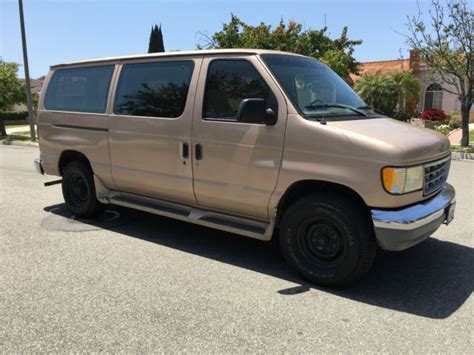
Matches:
[[1, 140, 39, 148], [451, 151, 474, 161]]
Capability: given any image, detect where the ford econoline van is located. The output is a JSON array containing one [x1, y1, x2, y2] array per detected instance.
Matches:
[[34, 49, 455, 287]]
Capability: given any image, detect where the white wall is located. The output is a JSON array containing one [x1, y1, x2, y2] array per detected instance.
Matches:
[[418, 70, 473, 114]]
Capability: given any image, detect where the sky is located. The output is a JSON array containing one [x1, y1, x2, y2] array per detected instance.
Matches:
[[1, 0, 434, 78]]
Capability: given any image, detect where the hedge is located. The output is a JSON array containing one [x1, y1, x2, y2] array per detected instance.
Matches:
[[5, 119, 28, 126], [0, 111, 29, 121]]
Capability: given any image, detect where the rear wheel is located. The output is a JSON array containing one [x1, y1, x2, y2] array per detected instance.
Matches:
[[279, 193, 376, 287], [62, 161, 105, 218]]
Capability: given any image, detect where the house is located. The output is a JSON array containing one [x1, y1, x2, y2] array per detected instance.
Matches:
[[350, 50, 473, 117]]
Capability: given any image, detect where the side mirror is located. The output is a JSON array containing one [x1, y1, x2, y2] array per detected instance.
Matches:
[[237, 98, 277, 125]]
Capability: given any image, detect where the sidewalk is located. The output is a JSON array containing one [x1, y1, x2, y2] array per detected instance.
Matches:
[[5, 125, 34, 134], [448, 123, 474, 145]]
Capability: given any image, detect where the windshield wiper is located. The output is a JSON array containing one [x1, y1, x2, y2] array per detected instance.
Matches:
[[304, 103, 368, 117], [357, 105, 386, 115]]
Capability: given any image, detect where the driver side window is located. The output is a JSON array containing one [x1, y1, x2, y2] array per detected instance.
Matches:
[[203, 59, 276, 121]]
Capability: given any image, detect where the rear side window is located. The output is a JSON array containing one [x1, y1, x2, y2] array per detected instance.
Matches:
[[44, 65, 114, 113], [114, 61, 194, 118], [203, 60, 274, 121]]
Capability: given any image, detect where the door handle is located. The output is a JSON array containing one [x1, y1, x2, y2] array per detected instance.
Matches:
[[182, 142, 189, 159], [195, 144, 203, 160]]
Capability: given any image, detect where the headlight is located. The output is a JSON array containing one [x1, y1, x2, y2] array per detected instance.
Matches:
[[382, 165, 424, 194]]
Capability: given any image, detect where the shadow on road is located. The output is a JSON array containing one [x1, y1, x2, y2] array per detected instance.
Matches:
[[44, 203, 473, 319]]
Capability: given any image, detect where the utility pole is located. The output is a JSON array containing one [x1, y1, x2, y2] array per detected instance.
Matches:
[[18, 0, 36, 142]]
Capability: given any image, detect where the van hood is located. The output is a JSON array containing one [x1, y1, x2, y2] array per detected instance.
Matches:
[[330, 118, 450, 164]]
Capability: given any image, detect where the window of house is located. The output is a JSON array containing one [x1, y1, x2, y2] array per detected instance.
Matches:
[[44, 65, 114, 113], [203, 60, 276, 121], [424, 83, 443, 110], [114, 61, 194, 118]]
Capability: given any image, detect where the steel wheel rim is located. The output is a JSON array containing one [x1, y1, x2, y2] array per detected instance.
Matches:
[[68, 173, 89, 209], [296, 217, 347, 267]]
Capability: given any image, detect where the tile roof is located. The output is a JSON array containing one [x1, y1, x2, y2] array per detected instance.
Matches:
[[350, 59, 411, 82]]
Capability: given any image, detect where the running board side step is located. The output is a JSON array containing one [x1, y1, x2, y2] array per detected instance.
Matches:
[[100, 193, 275, 241]]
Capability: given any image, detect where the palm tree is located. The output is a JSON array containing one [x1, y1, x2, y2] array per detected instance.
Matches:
[[388, 71, 420, 115], [354, 72, 397, 115], [354, 71, 420, 118]]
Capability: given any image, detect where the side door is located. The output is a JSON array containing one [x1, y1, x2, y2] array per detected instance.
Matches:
[[109, 57, 202, 205], [191, 55, 287, 220]]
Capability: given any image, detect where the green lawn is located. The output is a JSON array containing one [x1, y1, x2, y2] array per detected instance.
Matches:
[[452, 130, 474, 151], [451, 144, 474, 153]]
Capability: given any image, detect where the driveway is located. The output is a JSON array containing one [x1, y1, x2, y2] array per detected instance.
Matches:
[[0, 145, 473, 352]]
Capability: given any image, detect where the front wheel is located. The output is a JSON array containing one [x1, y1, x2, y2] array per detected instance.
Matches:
[[62, 161, 105, 218], [279, 193, 377, 287]]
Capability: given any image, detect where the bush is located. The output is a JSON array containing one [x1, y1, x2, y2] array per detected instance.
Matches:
[[0, 111, 28, 121], [392, 111, 412, 121], [448, 120, 461, 130], [434, 124, 450, 135], [420, 108, 447, 121]]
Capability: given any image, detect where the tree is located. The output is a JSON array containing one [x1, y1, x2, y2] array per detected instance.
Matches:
[[406, 0, 473, 146], [148, 25, 165, 53], [198, 15, 362, 80], [0, 59, 25, 136], [390, 71, 421, 117], [354, 71, 420, 118], [354, 72, 398, 116], [117, 82, 189, 118]]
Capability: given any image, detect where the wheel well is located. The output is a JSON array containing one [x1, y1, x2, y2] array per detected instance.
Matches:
[[58, 150, 92, 176], [276, 180, 369, 223]]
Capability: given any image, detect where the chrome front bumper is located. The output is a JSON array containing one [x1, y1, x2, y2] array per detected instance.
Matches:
[[371, 183, 456, 251], [34, 158, 44, 175]]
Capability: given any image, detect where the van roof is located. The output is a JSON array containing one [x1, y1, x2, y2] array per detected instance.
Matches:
[[50, 49, 302, 68]]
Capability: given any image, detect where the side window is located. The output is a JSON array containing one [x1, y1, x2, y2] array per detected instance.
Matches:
[[203, 60, 276, 121], [114, 61, 194, 118], [44, 65, 114, 113]]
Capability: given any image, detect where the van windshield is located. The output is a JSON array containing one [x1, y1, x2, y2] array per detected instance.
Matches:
[[260, 54, 378, 120]]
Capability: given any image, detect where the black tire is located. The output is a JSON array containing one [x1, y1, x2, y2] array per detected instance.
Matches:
[[62, 161, 105, 218], [279, 193, 377, 287]]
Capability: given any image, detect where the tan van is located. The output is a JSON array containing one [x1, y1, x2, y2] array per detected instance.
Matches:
[[34, 49, 455, 287]]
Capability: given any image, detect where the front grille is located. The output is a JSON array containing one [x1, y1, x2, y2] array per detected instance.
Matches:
[[423, 156, 450, 195]]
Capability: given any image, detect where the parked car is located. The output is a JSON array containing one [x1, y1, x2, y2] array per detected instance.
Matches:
[[34, 49, 456, 287]]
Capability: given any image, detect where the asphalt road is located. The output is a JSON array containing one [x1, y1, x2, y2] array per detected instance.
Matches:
[[1, 145, 473, 353]]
